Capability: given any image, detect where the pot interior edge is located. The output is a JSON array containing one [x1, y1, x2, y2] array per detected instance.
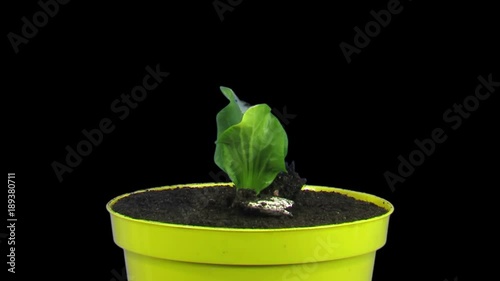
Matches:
[[106, 182, 394, 232]]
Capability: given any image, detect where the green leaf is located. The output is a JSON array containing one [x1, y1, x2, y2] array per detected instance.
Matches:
[[215, 90, 288, 194], [215, 86, 248, 138]]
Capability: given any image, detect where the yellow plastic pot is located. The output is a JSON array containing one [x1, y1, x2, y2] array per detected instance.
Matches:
[[106, 183, 394, 281]]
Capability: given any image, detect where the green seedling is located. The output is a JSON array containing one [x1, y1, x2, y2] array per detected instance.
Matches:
[[214, 86, 288, 195]]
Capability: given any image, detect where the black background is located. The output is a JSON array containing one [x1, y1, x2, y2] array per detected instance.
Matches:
[[4, 0, 498, 280]]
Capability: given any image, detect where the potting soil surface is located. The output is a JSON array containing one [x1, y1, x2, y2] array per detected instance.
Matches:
[[111, 185, 389, 229]]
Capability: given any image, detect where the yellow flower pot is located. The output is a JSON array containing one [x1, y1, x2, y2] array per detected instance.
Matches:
[[106, 183, 394, 281]]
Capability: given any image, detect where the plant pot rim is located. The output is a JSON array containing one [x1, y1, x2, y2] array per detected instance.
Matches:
[[106, 182, 394, 232], [107, 182, 394, 265]]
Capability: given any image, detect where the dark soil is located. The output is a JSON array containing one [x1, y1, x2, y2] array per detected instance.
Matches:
[[111, 185, 389, 229], [112, 163, 388, 228]]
